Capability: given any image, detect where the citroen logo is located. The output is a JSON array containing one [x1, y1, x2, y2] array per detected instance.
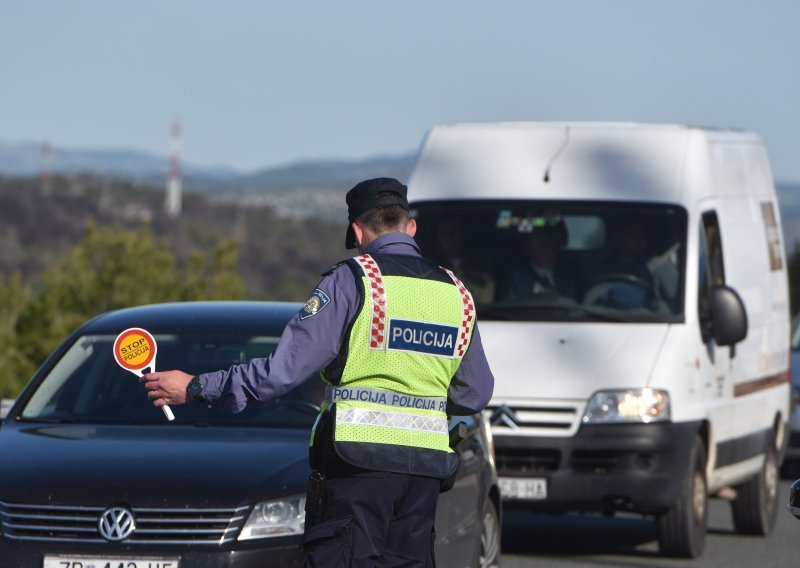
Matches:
[[98, 507, 136, 542], [490, 405, 520, 430]]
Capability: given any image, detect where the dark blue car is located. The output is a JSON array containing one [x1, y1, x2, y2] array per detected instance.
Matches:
[[0, 302, 501, 567]]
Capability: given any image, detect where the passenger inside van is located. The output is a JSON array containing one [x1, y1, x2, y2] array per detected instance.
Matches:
[[433, 218, 496, 303]]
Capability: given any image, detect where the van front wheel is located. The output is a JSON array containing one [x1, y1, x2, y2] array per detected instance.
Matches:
[[656, 436, 707, 558], [731, 435, 779, 535]]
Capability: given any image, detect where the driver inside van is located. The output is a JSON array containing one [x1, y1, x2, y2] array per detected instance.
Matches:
[[588, 217, 679, 311]]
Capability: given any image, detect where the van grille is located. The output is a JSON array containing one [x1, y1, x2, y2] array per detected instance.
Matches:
[[571, 450, 620, 473], [0, 501, 248, 545], [487, 402, 584, 437]]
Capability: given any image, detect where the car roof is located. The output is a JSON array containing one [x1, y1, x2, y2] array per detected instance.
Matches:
[[80, 301, 303, 335]]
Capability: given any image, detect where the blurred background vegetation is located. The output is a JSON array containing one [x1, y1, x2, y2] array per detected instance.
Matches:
[[0, 176, 345, 397]]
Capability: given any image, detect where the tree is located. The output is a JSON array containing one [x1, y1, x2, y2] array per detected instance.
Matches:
[[0, 273, 36, 397], [2, 223, 245, 398], [182, 238, 244, 300]]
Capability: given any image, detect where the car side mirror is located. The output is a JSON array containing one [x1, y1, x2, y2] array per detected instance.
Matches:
[[710, 285, 748, 347]]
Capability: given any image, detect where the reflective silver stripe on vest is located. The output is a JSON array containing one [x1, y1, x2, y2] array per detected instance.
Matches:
[[326, 386, 446, 411], [336, 407, 448, 434]]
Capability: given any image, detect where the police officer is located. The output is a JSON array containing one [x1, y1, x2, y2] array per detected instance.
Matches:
[[143, 177, 495, 566]]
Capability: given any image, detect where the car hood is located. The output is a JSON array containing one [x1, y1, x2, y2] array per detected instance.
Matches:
[[0, 423, 310, 508]]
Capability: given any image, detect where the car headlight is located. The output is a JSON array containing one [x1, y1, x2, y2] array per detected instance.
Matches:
[[582, 389, 670, 424], [238, 495, 306, 540]]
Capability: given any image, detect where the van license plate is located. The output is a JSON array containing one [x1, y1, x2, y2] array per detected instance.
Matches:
[[499, 477, 547, 500], [43, 556, 179, 568]]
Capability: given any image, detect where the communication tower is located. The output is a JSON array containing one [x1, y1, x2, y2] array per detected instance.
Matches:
[[41, 140, 52, 194], [165, 121, 182, 217]]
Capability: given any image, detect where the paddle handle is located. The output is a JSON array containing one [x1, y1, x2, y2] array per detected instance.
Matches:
[[162, 404, 175, 421]]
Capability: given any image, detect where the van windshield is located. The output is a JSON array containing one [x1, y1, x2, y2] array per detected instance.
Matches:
[[411, 200, 687, 323]]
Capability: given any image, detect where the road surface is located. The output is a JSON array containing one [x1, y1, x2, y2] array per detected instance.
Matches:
[[500, 479, 797, 567]]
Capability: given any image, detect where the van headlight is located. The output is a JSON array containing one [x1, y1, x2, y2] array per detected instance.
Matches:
[[582, 389, 670, 424], [238, 495, 305, 540]]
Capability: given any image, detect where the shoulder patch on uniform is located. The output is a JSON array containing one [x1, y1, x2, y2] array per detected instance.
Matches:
[[299, 288, 331, 319]]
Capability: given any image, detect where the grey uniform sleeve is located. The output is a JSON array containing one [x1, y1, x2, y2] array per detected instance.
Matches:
[[198, 266, 358, 413], [447, 324, 494, 416]]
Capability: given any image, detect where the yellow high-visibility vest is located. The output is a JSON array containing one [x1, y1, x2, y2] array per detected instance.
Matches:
[[316, 253, 476, 478]]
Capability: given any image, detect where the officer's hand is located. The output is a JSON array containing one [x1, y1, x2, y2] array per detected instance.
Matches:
[[142, 370, 193, 407]]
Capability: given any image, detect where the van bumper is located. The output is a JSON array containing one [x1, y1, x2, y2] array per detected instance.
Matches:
[[494, 420, 701, 515]]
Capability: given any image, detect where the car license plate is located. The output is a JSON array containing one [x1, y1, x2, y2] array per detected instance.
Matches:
[[43, 556, 179, 568], [499, 477, 547, 500]]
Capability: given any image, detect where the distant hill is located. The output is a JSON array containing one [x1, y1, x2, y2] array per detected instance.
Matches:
[[1, 140, 798, 249], [0, 141, 415, 193], [0, 176, 346, 301], [0, 141, 238, 188], [229, 154, 416, 192]]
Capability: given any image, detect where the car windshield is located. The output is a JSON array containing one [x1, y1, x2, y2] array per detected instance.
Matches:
[[19, 333, 322, 427], [412, 200, 687, 323]]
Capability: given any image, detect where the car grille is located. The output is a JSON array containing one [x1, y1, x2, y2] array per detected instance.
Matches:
[[0, 501, 249, 545]]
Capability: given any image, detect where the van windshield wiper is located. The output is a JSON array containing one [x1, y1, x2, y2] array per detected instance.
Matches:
[[477, 302, 639, 323], [474, 307, 518, 321], [566, 305, 636, 323], [477, 301, 580, 321]]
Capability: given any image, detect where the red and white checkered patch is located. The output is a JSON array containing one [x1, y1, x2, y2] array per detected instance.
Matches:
[[354, 254, 388, 350], [442, 268, 476, 358]]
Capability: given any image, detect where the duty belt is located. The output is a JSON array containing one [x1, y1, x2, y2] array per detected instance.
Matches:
[[325, 386, 447, 412]]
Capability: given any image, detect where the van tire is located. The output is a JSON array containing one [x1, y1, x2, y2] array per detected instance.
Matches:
[[731, 435, 779, 535], [656, 436, 707, 558]]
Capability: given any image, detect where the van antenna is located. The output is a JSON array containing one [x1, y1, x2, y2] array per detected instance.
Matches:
[[543, 126, 570, 183]]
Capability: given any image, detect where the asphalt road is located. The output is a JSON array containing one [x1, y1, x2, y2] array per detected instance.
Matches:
[[499, 478, 798, 568]]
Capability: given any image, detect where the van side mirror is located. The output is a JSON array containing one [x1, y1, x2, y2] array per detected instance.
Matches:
[[710, 285, 748, 346]]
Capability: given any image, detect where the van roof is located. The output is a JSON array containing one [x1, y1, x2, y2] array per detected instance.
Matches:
[[429, 121, 728, 130], [408, 122, 765, 203]]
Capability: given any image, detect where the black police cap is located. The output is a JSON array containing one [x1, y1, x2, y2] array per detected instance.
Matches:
[[344, 178, 409, 249]]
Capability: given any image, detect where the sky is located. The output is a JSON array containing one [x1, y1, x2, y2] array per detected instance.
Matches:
[[1, 1, 798, 181]]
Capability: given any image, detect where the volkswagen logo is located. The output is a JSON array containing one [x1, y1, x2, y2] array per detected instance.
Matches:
[[98, 507, 136, 542]]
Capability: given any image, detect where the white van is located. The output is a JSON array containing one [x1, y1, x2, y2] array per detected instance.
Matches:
[[407, 122, 791, 558]]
